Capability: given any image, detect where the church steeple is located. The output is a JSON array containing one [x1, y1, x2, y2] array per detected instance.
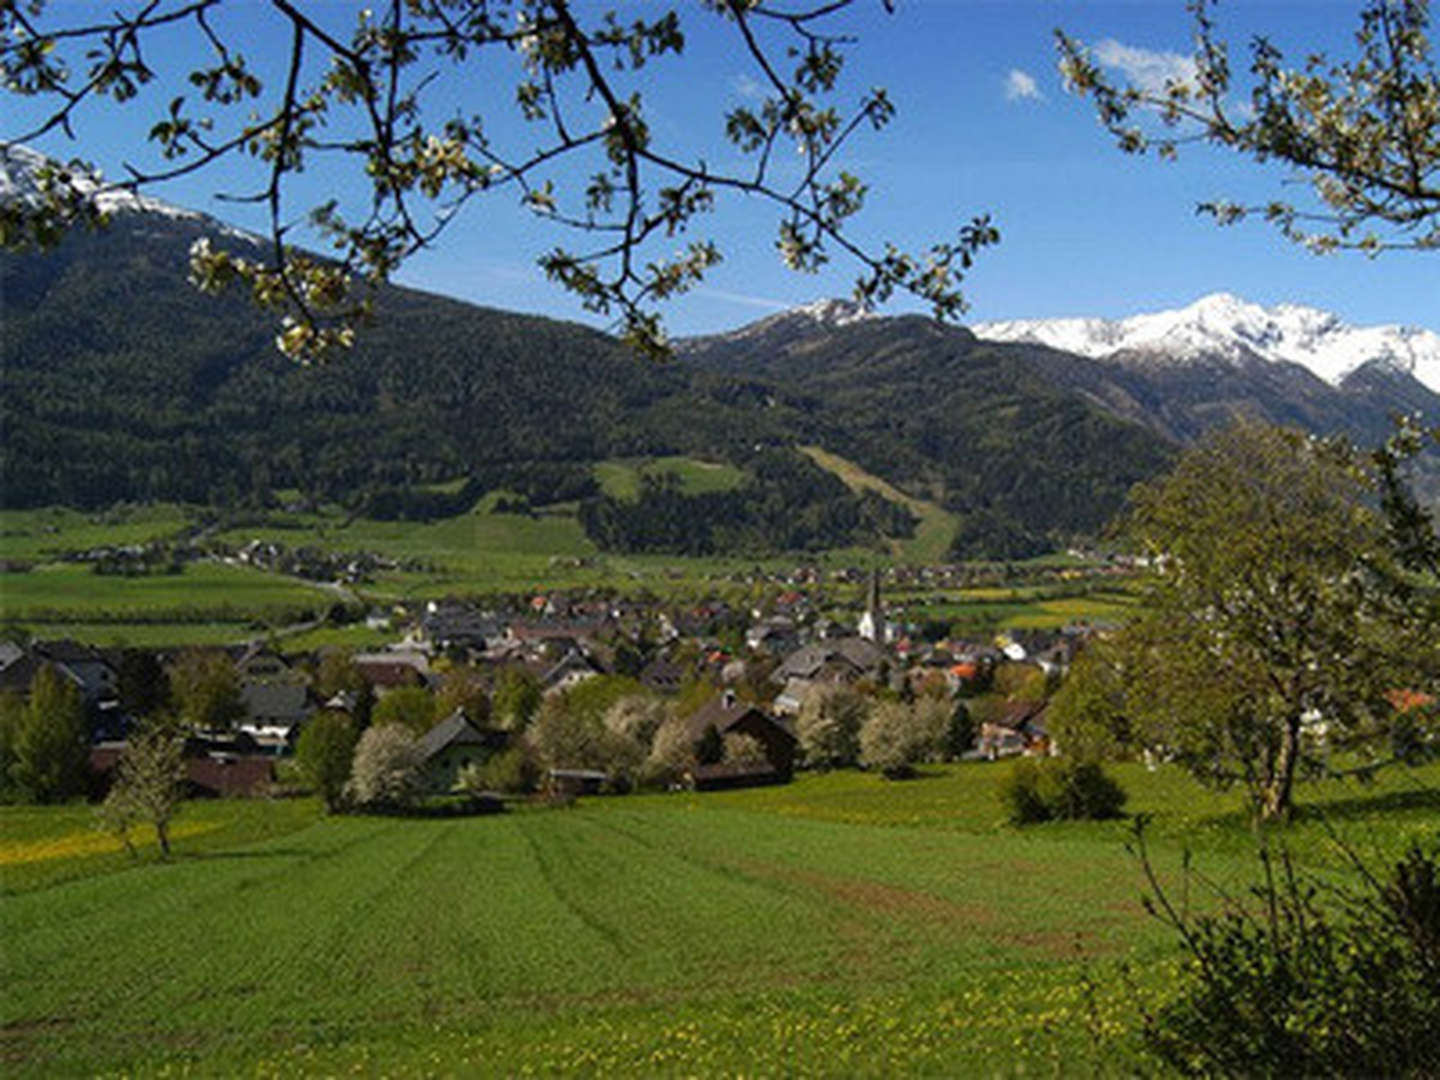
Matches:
[[858, 567, 883, 642]]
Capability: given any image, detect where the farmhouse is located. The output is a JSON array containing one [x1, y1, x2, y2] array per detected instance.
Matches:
[[687, 692, 797, 790], [414, 709, 506, 793]]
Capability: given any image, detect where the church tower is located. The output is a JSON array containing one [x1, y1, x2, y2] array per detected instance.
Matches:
[[858, 567, 882, 642]]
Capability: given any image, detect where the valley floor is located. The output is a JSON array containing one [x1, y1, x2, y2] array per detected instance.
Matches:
[[4, 762, 1438, 1076]]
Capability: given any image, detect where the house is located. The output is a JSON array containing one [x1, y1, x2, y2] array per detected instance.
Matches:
[[771, 637, 885, 688], [771, 676, 815, 716], [977, 700, 1051, 760], [230, 642, 291, 682], [353, 651, 429, 695], [746, 615, 799, 655], [414, 709, 506, 793], [540, 647, 602, 695], [639, 656, 686, 696], [0, 642, 122, 739], [30, 640, 118, 705], [418, 602, 508, 653], [238, 681, 313, 753], [89, 739, 275, 799], [686, 691, 797, 790]]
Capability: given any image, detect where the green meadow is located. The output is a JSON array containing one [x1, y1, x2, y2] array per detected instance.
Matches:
[[0, 562, 331, 624], [594, 456, 747, 500], [799, 445, 958, 565], [0, 477, 1137, 646], [3, 762, 1436, 1076]]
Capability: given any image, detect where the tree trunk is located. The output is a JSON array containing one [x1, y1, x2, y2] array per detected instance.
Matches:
[[1259, 717, 1302, 822], [155, 820, 170, 858]]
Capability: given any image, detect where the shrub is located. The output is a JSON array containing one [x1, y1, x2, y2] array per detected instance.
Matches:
[[1132, 827, 1440, 1077], [457, 746, 538, 796], [1001, 758, 1127, 825]]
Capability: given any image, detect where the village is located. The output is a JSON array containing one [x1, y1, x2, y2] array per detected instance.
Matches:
[[0, 567, 1108, 807]]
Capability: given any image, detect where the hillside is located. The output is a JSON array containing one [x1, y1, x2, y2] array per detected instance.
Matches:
[[681, 309, 1178, 558], [2, 170, 1182, 557]]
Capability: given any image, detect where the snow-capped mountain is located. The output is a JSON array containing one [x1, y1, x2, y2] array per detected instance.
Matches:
[[0, 142, 257, 242], [974, 293, 1440, 396]]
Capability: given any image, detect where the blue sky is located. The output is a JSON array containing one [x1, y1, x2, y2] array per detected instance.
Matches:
[[7, 1, 1436, 336]]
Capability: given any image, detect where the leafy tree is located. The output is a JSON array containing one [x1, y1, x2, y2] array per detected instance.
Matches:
[[11, 663, 89, 803], [345, 723, 423, 809], [3, 0, 996, 358], [101, 722, 187, 856], [1045, 639, 1132, 763], [795, 682, 868, 769], [295, 710, 358, 813], [168, 650, 245, 732], [1060, 0, 1440, 255], [526, 692, 642, 785], [491, 668, 543, 732], [433, 669, 492, 727], [458, 746, 539, 796], [1112, 423, 1438, 821], [369, 686, 437, 736], [312, 650, 366, 700], [603, 694, 671, 749], [115, 649, 171, 719]]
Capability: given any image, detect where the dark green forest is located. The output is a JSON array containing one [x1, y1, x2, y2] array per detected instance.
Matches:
[[1, 209, 1180, 556]]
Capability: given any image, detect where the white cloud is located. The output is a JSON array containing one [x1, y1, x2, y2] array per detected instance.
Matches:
[[1004, 68, 1045, 103], [1092, 39, 1198, 96]]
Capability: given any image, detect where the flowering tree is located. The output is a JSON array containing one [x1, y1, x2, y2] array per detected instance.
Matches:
[[3, 0, 996, 359], [1059, 0, 1440, 255]]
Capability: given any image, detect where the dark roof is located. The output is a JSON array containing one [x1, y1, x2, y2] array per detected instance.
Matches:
[[686, 695, 794, 742], [414, 709, 491, 763], [239, 682, 311, 725], [355, 660, 425, 687], [831, 636, 885, 671], [640, 657, 686, 691], [33, 639, 108, 665], [993, 700, 1049, 732]]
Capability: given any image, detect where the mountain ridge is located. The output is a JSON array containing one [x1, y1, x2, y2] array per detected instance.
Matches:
[[972, 291, 1440, 395]]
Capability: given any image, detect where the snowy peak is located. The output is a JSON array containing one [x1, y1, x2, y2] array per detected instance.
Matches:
[[973, 292, 1440, 395], [677, 296, 875, 354], [0, 142, 258, 243], [3, 142, 188, 221], [789, 297, 874, 328]]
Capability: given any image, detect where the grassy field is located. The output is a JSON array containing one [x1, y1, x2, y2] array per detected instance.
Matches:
[[594, 455, 747, 500], [799, 446, 958, 565], [0, 505, 192, 562], [0, 562, 331, 624], [3, 761, 1436, 1076]]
